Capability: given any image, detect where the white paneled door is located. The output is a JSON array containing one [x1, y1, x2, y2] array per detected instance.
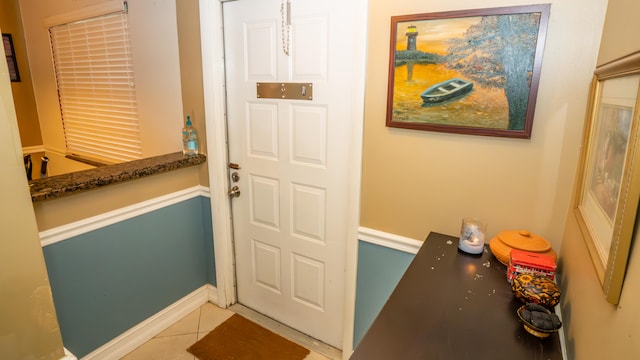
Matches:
[[223, 0, 359, 348]]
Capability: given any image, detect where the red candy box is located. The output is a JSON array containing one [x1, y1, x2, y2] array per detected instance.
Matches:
[[508, 249, 556, 283]]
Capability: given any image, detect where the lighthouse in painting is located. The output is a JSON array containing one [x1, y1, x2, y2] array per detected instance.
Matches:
[[406, 25, 418, 51]]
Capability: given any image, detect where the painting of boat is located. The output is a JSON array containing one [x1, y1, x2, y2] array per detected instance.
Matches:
[[420, 78, 473, 103]]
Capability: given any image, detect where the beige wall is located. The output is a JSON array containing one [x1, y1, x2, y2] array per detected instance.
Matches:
[[176, 0, 209, 186], [18, 0, 184, 159], [560, 0, 640, 358], [33, 165, 203, 230], [29, 0, 209, 230], [0, 1, 205, 355], [361, 0, 607, 253], [0, 0, 42, 147], [29, 0, 213, 231], [0, 25, 64, 358], [597, 0, 640, 66], [0, 0, 213, 231], [0, 3, 207, 356]]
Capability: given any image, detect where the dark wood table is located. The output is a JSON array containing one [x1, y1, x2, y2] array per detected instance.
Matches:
[[350, 232, 563, 359]]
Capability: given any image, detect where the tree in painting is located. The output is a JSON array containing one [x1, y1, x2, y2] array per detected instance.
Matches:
[[446, 13, 541, 130]]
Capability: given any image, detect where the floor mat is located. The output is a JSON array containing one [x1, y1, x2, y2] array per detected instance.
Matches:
[[187, 313, 311, 360]]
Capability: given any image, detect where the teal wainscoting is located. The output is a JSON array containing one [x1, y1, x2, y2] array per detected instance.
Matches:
[[42, 196, 215, 358], [200, 197, 216, 285], [353, 240, 415, 349]]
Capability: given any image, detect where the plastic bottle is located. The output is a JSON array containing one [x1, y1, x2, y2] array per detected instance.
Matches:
[[182, 115, 199, 156]]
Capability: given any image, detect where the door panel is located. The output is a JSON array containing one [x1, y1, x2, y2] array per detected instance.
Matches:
[[247, 103, 279, 159]]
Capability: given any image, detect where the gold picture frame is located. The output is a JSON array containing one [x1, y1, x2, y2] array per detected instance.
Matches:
[[574, 51, 640, 304]]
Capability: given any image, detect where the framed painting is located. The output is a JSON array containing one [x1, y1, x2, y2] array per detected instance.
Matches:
[[2, 34, 20, 82], [574, 51, 640, 304], [385, 5, 550, 138]]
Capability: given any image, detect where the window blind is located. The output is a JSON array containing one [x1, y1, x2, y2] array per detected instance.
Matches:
[[49, 12, 142, 164]]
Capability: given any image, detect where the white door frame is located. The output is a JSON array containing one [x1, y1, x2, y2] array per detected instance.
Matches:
[[199, 1, 367, 356]]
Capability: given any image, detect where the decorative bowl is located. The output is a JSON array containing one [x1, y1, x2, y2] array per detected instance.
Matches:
[[489, 229, 557, 265], [517, 304, 562, 338], [511, 273, 561, 307]]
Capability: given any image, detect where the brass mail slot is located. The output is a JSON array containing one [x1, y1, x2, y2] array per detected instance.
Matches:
[[256, 82, 313, 100]]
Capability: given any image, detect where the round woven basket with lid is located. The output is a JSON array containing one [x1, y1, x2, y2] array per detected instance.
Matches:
[[489, 230, 557, 265]]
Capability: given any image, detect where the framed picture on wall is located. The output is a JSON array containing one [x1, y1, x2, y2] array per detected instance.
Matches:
[[385, 5, 550, 139], [574, 51, 640, 305], [3, 34, 21, 82]]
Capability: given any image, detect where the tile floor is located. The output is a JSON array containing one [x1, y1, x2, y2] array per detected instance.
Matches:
[[121, 302, 333, 360]]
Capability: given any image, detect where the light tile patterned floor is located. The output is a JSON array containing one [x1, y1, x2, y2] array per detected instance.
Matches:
[[121, 303, 332, 360]]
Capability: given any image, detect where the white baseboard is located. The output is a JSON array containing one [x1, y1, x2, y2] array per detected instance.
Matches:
[[22, 145, 46, 154], [357, 227, 422, 254], [81, 285, 215, 360], [206, 283, 219, 305], [40, 186, 211, 247], [61, 347, 77, 360], [554, 304, 569, 360]]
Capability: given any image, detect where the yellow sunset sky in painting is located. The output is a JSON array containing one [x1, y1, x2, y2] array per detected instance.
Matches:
[[396, 17, 482, 54]]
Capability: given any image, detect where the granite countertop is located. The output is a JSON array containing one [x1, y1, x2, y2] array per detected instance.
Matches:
[[29, 152, 206, 202]]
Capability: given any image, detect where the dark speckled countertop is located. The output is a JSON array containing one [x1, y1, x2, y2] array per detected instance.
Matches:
[[29, 152, 206, 202]]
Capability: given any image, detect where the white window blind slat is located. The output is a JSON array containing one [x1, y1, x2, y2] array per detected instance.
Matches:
[[61, 108, 139, 119], [65, 139, 142, 153], [50, 11, 141, 164], [62, 119, 140, 132], [66, 139, 140, 152]]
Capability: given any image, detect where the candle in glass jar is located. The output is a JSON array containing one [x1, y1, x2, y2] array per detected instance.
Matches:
[[458, 218, 487, 254]]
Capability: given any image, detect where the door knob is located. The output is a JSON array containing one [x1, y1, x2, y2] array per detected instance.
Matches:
[[228, 186, 241, 198]]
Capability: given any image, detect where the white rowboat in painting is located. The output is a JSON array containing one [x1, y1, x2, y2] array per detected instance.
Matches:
[[420, 78, 473, 103]]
